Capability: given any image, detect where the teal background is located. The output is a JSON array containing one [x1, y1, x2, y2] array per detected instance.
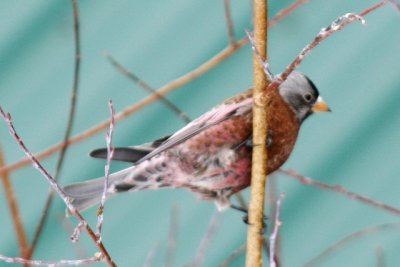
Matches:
[[0, 1, 399, 266]]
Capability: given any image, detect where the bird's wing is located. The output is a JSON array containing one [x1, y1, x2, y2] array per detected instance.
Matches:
[[135, 97, 253, 164]]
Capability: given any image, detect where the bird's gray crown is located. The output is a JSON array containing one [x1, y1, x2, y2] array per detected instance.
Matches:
[[278, 71, 320, 122]]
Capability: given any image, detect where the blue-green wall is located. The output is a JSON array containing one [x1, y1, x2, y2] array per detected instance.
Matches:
[[1, 1, 399, 266]]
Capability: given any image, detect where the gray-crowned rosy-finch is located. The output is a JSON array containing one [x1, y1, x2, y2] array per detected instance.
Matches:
[[63, 72, 330, 212]]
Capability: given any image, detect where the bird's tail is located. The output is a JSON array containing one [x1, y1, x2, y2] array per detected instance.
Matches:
[[63, 167, 135, 212]]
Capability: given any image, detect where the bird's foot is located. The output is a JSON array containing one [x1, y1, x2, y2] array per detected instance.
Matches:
[[230, 204, 268, 234]]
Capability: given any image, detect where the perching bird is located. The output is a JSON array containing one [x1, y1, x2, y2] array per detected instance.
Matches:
[[63, 72, 330, 212]]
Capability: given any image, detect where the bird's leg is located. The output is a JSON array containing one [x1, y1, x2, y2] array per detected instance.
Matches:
[[230, 204, 268, 234]]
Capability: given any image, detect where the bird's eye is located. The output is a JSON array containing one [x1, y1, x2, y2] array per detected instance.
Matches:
[[304, 93, 313, 102]]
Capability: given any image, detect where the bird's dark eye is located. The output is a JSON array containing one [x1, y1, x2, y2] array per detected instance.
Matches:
[[304, 93, 313, 102]]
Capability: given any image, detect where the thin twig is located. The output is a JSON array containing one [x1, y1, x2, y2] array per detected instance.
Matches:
[[220, 238, 279, 267], [0, 253, 102, 266], [223, 0, 236, 46], [266, 176, 281, 267], [303, 222, 400, 267], [269, 1, 390, 91], [27, 0, 81, 260], [96, 100, 115, 239], [165, 205, 179, 267], [144, 241, 162, 267], [0, 0, 307, 177], [245, 30, 274, 81], [190, 211, 221, 267], [219, 243, 246, 267], [375, 246, 384, 267], [269, 193, 285, 267], [57, 214, 92, 266], [246, 0, 268, 266], [389, 0, 400, 11], [269, 0, 309, 28], [0, 107, 116, 267], [104, 51, 191, 124], [0, 143, 29, 258], [280, 169, 400, 216]]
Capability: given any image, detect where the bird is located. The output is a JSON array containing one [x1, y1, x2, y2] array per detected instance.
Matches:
[[63, 71, 330, 213]]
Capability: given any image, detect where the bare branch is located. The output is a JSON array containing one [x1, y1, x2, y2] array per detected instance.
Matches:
[[28, 0, 82, 259], [96, 100, 115, 239], [104, 51, 191, 124], [219, 243, 246, 267], [0, 107, 116, 267], [269, 0, 309, 28], [245, 30, 274, 80], [165, 205, 179, 267], [223, 0, 236, 46], [57, 214, 91, 264], [304, 222, 400, 267], [269, 0, 390, 91], [144, 241, 162, 267], [0, 253, 102, 266], [375, 246, 384, 267], [389, 0, 400, 11], [246, 0, 268, 266], [280, 169, 400, 216], [269, 193, 285, 267], [70, 221, 86, 243], [0, 143, 29, 258], [190, 211, 221, 267]]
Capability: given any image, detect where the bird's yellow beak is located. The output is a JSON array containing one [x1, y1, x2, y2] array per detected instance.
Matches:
[[312, 96, 331, 113]]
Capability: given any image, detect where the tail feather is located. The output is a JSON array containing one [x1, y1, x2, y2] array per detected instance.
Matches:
[[63, 167, 135, 212]]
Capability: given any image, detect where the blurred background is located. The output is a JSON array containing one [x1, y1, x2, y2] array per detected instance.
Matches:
[[0, 0, 399, 266]]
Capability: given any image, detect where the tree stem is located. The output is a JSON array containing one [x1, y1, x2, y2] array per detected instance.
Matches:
[[246, 0, 268, 266]]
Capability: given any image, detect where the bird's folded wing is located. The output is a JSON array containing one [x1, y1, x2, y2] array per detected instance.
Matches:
[[135, 97, 253, 164]]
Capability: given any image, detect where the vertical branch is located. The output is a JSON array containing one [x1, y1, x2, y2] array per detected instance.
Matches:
[[28, 0, 81, 260], [246, 0, 268, 266], [375, 246, 384, 267], [190, 211, 221, 267], [0, 143, 29, 258], [165, 205, 179, 267], [223, 0, 236, 46], [269, 193, 285, 267], [96, 100, 115, 239]]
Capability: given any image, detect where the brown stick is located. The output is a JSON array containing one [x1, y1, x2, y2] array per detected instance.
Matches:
[[190, 211, 221, 267], [0, 143, 29, 259], [223, 0, 236, 46], [245, 0, 268, 266], [303, 222, 400, 267], [26, 0, 82, 260], [0, 108, 116, 267], [280, 169, 400, 216], [269, 0, 309, 28], [104, 52, 191, 124], [165, 205, 179, 267], [375, 246, 384, 267]]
